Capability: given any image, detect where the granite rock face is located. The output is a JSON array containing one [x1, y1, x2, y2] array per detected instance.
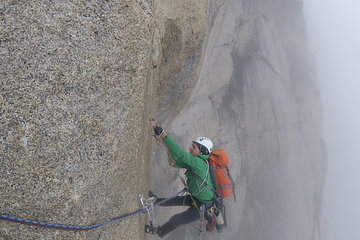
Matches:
[[152, 0, 208, 126], [1, 1, 155, 239]]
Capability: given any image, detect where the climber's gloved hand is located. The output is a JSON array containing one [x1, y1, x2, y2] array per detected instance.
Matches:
[[154, 126, 164, 136]]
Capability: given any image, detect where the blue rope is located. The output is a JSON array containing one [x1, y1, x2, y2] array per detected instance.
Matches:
[[0, 189, 187, 231], [0, 208, 147, 231]]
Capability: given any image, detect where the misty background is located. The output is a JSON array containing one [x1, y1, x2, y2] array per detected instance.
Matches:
[[304, 0, 360, 239]]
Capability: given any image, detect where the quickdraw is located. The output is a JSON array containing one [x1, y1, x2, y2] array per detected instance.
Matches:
[[140, 188, 188, 227]]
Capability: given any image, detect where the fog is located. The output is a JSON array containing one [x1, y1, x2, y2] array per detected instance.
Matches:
[[304, 1, 360, 239]]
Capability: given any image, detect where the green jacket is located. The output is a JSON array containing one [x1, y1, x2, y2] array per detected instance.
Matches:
[[163, 135, 214, 203]]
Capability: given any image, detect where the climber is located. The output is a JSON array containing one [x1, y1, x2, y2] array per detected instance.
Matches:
[[145, 125, 215, 237]]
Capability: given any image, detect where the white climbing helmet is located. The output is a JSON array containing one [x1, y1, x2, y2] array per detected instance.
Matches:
[[193, 137, 213, 155]]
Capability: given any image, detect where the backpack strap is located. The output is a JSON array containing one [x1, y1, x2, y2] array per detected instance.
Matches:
[[187, 167, 217, 196], [186, 158, 212, 196], [209, 165, 220, 196], [225, 166, 236, 202]]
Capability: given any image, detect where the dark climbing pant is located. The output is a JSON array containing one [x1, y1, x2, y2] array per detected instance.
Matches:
[[155, 195, 210, 238]]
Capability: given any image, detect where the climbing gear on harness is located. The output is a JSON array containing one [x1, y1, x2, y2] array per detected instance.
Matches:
[[190, 196, 216, 235], [205, 205, 215, 232], [214, 207, 225, 232], [215, 197, 228, 231], [202, 201, 225, 233], [198, 203, 207, 234], [193, 137, 213, 155]]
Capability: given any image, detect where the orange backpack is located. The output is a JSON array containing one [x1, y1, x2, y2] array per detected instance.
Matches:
[[208, 149, 235, 200]]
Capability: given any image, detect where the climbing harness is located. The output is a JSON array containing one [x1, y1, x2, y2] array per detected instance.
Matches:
[[186, 194, 217, 236]]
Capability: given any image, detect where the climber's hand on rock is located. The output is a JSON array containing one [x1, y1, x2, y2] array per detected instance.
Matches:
[[154, 126, 165, 136]]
